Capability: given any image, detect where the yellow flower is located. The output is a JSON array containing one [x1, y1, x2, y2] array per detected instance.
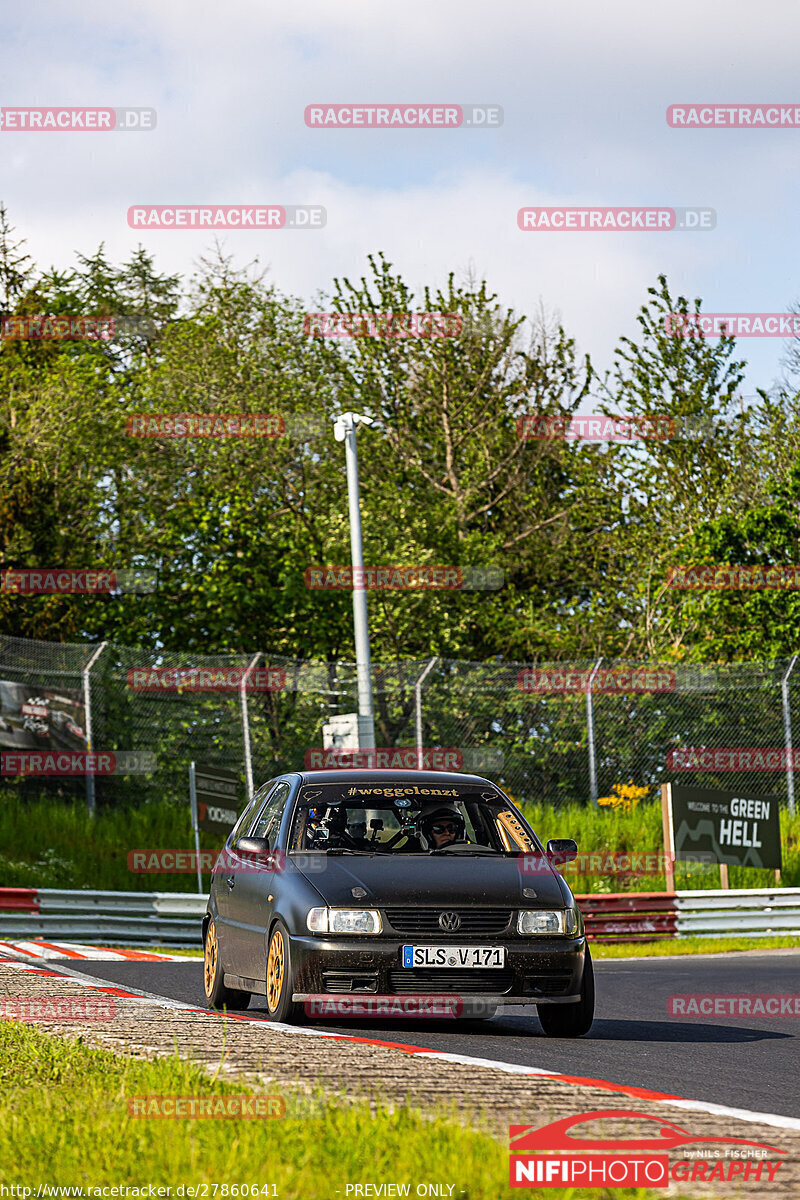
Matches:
[[596, 780, 650, 813]]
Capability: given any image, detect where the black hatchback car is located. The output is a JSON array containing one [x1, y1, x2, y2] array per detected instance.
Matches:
[[203, 770, 594, 1036]]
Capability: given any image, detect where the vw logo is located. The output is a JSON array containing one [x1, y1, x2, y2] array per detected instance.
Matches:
[[438, 911, 461, 932]]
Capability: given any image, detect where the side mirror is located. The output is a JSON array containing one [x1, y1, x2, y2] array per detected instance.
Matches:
[[547, 838, 578, 866], [235, 836, 271, 857]]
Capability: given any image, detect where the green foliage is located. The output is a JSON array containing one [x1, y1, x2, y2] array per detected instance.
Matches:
[[0, 1022, 678, 1200], [2, 216, 800, 667]]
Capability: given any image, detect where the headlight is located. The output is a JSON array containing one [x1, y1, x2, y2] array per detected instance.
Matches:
[[517, 909, 579, 935], [306, 907, 382, 934]]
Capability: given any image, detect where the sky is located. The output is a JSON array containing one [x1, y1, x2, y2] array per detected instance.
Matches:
[[2, 0, 800, 394]]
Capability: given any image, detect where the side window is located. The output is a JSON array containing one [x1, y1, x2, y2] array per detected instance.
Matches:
[[248, 781, 291, 844], [228, 782, 271, 844]]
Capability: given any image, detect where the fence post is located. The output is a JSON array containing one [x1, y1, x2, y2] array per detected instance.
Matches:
[[586, 657, 603, 807], [82, 641, 108, 818], [414, 658, 438, 769], [240, 652, 263, 801], [189, 761, 202, 894], [781, 654, 798, 815]]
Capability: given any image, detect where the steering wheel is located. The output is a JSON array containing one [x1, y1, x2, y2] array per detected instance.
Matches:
[[382, 827, 421, 852]]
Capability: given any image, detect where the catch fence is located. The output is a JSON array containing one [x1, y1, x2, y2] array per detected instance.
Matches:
[[0, 635, 798, 815]]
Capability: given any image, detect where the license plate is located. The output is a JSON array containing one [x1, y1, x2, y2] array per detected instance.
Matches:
[[402, 945, 505, 968]]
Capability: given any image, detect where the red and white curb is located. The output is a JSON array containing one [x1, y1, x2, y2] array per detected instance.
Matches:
[[0, 940, 198, 962], [1, 955, 798, 1136]]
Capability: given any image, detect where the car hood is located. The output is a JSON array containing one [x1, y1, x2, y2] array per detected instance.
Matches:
[[295, 853, 568, 909]]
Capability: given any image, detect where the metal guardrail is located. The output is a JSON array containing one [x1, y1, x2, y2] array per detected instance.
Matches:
[[675, 887, 800, 937], [0, 889, 39, 912], [0, 888, 207, 945], [576, 892, 677, 942], [1, 887, 799, 945]]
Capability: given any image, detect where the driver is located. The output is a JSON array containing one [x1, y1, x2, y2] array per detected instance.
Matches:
[[420, 805, 466, 850]]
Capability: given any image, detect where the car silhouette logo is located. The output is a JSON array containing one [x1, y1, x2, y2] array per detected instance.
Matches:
[[509, 1111, 783, 1155], [438, 912, 461, 932]]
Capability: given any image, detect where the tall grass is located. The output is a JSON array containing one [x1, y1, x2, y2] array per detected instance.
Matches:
[[520, 798, 800, 892], [0, 792, 216, 892], [1, 790, 798, 893]]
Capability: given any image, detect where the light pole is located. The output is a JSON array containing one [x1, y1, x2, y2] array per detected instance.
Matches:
[[333, 412, 376, 749]]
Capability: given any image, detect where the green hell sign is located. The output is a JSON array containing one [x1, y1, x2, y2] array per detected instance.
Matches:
[[665, 785, 782, 871]]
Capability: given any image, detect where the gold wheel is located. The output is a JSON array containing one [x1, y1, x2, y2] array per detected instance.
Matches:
[[266, 928, 285, 1011], [204, 920, 218, 996]]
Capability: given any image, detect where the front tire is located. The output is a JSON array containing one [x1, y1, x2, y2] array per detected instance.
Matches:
[[203, 916, 251, 1010], [538, 947, 594, 1038], [265, 921, 302, 1023]]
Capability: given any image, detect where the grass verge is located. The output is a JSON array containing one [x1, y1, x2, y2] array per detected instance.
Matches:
[[127, 935, 800, 961], [0, 1021, 670, 1200], [591, 934, 800, 959]]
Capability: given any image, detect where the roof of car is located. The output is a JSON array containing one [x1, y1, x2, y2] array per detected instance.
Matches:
[[294, 769, 493, 786]]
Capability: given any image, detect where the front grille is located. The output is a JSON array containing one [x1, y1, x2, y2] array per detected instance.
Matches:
[[388, 969, 514, 995], [385, 908, 513, 936]]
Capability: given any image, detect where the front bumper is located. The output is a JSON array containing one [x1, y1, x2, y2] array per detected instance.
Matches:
[[289, 934, 587, 1006]]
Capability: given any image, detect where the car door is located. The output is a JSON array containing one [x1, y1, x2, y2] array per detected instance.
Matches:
[[211, 784, 267, 965], [227, 779, 293, 985]]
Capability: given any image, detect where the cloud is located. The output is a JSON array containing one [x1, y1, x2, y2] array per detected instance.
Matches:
[[2, 0, 799, 388]]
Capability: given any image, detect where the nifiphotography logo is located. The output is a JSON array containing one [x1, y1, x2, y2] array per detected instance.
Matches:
[[509, 1110, 784, 1188]]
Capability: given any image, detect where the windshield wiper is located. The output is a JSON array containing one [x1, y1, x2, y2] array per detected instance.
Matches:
[[324, 848, 373, 855], [428, 847, 501, 856]]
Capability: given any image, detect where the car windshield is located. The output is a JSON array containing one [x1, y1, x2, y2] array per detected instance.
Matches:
[[288, 781, 541, 855]]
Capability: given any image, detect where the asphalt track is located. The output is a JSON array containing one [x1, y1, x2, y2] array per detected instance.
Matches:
[[50, 950, 800, 1120]]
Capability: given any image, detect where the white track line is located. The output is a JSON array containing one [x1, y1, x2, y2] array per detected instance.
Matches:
[[0, 940, 195, 962]]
